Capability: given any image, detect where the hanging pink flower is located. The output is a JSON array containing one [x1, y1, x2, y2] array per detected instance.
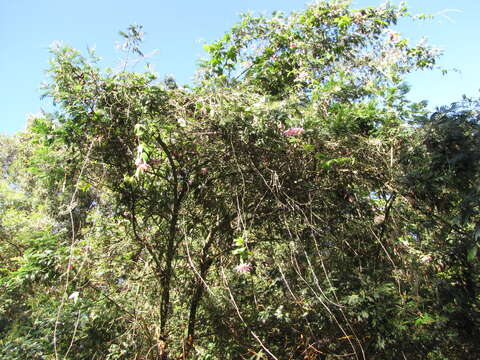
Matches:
[[283, 127, 305, 137], [386, 29, 400, 43], [374, 214, 385, 225], [137, 162, 151, 172], [419, 254, 433, 263], [235, 263, 252, 274]]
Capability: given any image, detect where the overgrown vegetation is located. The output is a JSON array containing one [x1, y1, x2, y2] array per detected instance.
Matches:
[[1, 1, 479, 359]]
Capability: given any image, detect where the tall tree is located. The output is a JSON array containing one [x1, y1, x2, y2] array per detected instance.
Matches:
[[2, 1, 478, 359]]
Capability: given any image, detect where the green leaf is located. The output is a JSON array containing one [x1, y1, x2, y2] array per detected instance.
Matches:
[[79, 182, 91, 192], [234, 236, 245, 247], [302, 144, 315, 153], [467, 246, 477, 262], [415, 313, 435, 326], [232, 247, 246, 256]]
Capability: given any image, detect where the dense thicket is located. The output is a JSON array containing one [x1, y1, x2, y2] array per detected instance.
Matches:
[[1, 1, 478, 359]]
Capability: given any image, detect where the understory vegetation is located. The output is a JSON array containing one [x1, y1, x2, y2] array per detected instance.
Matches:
[[1, 1, 479, 359]]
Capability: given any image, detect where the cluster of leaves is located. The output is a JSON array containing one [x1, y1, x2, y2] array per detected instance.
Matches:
[[1, 1, 478, 359]]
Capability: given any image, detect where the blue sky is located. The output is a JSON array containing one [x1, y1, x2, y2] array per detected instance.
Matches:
[[1, 0, 479, 134]]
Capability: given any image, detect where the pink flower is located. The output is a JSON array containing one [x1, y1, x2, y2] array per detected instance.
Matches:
[[283, 127, 305, 137], [374, 214, 385, 225], [386, 30, 400, 43], [137, 162, 151, 172], [235, 263, 252, 274], [290, 42, 297, 49]]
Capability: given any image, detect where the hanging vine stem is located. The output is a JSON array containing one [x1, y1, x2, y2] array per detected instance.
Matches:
[[219, 266, 280, 360], [54, 137, 97, 360], [183, 223, 278, 359]]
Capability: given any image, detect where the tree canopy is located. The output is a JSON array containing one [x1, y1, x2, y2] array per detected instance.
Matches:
[[1, 1, 479, 359]]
